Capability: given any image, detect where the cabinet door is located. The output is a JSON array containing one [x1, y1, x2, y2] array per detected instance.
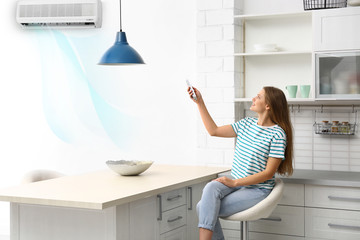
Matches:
[[280, 183, 305, 206], [313, 7, 360, 51], [186, 181, 207, 240], [129, 196, 159, 240]]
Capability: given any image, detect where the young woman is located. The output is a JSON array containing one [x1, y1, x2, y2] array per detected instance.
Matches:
[[187, 86, 293, 240]]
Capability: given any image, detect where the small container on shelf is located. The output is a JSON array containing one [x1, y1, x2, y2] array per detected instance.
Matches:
[[331, 121, 339, 133], [321, 120, 330, 133], [340, 122, 350, 134]]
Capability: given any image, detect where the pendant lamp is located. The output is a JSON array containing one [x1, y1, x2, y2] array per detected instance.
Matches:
[[99, 0, 145, 65]]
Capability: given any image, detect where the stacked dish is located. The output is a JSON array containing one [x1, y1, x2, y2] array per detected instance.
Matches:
[[253, 44, 278, 52]]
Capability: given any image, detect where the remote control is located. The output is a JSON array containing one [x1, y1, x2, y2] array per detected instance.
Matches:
[[186, 79, 197, 101]]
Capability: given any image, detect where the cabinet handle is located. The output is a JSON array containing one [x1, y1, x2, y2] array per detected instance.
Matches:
[[328, 196, 360, 202], [187, 187, 193, 210], [328, 223, 360, 231], [167, 194, 182, 201], [167, 216, 183, 223], [157, 195, 162, 221], [260, 217, 282, 222]]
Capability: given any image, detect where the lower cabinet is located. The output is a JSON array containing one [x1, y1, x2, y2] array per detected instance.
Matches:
[[220, 182, 360, 240], [126, 181, 206, 240]]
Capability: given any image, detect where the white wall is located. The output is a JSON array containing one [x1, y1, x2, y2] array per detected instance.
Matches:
[[0, 0, 197, 235]]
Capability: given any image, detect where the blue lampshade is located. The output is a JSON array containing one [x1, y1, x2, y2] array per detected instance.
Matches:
[[99, 31, 145, 65]]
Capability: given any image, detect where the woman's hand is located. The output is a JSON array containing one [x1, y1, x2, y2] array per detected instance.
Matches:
[[213, 176, 237, 188], [187, 86, 202, 103]]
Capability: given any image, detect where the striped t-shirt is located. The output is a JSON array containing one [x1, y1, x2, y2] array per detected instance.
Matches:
[[231, 117, 286, 190]]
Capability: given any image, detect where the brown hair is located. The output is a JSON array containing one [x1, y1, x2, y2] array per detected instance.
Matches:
[[263, 86, 293, 176]]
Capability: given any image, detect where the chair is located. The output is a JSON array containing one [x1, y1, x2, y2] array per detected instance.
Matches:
[[220, 178, 284, 240], [21, 169, 65, 184]]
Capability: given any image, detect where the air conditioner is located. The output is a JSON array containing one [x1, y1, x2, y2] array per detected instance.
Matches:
[[16, 0, 102, 29]]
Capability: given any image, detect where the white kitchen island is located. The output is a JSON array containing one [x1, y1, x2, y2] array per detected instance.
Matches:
[[0, 164, 230, 240]]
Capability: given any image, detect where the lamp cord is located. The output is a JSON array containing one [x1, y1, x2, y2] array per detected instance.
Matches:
[[119, 0, 122, 32]]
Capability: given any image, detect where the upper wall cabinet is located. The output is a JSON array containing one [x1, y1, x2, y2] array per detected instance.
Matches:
[[313, 7, 360, 52], [234, 12, 313, 101]]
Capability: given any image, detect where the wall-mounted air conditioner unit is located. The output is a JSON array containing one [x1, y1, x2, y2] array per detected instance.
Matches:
[[16, 0, 102, 29]]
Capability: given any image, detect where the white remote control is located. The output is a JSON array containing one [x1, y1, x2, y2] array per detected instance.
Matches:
[[186, 79, 197, 101]]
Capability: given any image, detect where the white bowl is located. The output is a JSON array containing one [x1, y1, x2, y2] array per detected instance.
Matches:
[[106, 160, 153, 176]]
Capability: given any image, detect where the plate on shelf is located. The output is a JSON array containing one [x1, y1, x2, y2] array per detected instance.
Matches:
[[253, 48, 278, 52], [253, 44, 278, 52]]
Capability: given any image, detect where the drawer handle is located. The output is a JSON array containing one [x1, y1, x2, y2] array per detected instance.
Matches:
[[167, 216, 183, 223], [328, 196, 360, 202], [157, 195, 162, 221], [167, 195, 182, 201], [260, 217, 282, 222], [328, 223, 360, 231], [187, 187, 193, 210]]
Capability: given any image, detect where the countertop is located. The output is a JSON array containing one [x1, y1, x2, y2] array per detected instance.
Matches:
[[0, 164, 230, 210], [278, 169, 360, 188], [221, 169, 360, 188]]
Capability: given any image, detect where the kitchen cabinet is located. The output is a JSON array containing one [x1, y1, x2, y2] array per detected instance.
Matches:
[[234, 8, 360, 104], [219, 170, 360, 240], [305, 184, 360, 239], [315, 51, 360, 99], [220, 183, 305, 239], [313, 7, 360, 52], [234, 12, 313, 101]]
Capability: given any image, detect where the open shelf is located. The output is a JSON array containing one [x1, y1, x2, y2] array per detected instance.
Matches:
[[234, 51, 312, 57], [234, 98, 360, 105], [234, 11, 312, 20], [234, 98, 316, 105]]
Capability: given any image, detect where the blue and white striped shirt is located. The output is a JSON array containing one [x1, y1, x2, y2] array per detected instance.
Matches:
[[231, 117, 286, 190]]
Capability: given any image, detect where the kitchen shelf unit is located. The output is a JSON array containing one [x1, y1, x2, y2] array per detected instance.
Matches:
[[234, 11, 313, 99], [234, 98, 360, 106]]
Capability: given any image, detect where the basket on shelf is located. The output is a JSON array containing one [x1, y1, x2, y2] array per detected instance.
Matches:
[[313, 122, 356, 135], [303, 0, 347, 10]]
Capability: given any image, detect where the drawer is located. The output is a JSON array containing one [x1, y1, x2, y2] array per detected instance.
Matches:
[[305, 185, 360, 210], [223, 229, 241, 240], [220, 218, 241, 230], [250, 232, 304, 240], [160, 226, 186, 240], [305, 208, 360, 239], [280, 183, 304, 206], [249, 205, 304, 236], [159, 205, 186, 234], [160, 188, 186, 212]]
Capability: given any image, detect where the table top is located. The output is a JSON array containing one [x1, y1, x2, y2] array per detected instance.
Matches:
[[220, 169, 360, 188], [0, 164, 230, 210]]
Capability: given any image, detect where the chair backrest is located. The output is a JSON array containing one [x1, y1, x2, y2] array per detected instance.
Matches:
[[222, 178, 285, 221], [21, 169, 65, 184]]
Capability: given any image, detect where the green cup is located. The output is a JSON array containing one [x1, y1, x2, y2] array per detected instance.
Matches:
[[300, 85, 311, 98], [286, 85, 298, 98]]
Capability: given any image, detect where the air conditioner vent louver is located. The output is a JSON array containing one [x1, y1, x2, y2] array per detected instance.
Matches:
[[16, 0, 102, 29]]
